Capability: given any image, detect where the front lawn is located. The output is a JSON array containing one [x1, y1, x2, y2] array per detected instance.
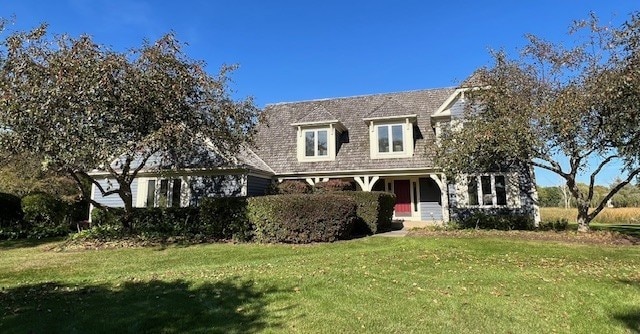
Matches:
[[0, 235, 638, 333]]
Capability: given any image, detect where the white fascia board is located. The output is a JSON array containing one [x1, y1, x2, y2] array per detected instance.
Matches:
[[362, 114, 417, 123]]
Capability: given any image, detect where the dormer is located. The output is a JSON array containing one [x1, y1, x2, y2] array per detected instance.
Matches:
[[364, 114, 417, 159], [291, 119, 346, 162]]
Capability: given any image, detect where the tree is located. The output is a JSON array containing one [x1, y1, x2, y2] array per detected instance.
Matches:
[[0, 24, 260, 228], [437, 12, 640, 232]]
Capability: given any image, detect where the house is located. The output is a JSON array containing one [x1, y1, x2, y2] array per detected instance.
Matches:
[[91, 82, 540, 225]]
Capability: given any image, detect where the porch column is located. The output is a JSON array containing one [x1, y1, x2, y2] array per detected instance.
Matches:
[[305, 177, 329, 186], [354, 175, 379, 191], [429, 174, 450, 222]]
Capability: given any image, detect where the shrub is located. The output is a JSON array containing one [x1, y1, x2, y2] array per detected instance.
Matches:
[[456, 211, 534, 231], [314, 179, 354, 192], [248, 194, 357, 243], [538, 218, 569, 231], [199, 197, 251, 241], [0, 192, 23, 229], [339, 191, 396, 234], [91, 207, 123, 226], [20, 193, 71, 238], [276, 180, 312, 194]]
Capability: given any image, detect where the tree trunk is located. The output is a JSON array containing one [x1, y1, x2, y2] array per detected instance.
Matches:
[[120, 183, 134, 232], [576, 204, 590, 233]]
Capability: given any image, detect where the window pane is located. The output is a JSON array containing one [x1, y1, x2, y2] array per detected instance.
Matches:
[[495, 175, 507, 205], [467, 177, 478, 206], [378, 126, 389, 152], [171, 179, 182, 208], [317, 130, 328, 156], [391, 125, 404, 152], [481, 175, 492, 205], [305, 131, 315, 156], [158, 179, 169, 208], [146, 180, 156, 207]]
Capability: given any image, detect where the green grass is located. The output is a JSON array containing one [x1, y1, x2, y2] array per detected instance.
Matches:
[[1, 236, 639, 333]]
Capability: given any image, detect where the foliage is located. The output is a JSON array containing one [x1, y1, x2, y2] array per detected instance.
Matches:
[[0, 192, 23, 228], [455, 211, 534, 231], [537, 219, 569, 232], [338, 191, 396, 234], [275, 180, 312, 194], [20, 193, 71, 239], [198, 197, 252, 241], [0, 25, 260, 227], [1, 237, 639, 333], [437, 12, 640, 232], [314, 179, 354, 192], [248, 194, 357, 243]]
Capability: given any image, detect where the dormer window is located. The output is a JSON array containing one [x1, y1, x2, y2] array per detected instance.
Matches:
[[364, 114, 416, 159], [292, 120, 345, 162], [304, 129, 328, 157]]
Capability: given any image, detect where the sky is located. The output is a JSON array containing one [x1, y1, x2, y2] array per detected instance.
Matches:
[[2, 0, 638, 186]]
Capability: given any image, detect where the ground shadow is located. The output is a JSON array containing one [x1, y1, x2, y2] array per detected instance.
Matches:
[[0, 278, 282, 333], [612, 279, 640, 333], [0, 237, 63, 250], [594, 224, 640, 238]]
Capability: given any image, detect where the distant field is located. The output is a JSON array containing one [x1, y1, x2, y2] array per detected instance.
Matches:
[[540, 207, 640, 225]]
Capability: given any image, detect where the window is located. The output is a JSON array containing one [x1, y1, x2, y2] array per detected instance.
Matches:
[[377, 124, 404, 153], [466, 174, 509, 207], [146, 179, 182, 208], [304, 129, 328, 157]]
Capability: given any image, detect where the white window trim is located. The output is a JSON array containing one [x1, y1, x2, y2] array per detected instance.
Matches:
[[296, 124, 337, 162], [463, 173, 520, 208], [136, 177, 187, 208], [369, 118, 414, 159]]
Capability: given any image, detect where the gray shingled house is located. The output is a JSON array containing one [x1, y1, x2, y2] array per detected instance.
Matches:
[[91, 83, 540, 225]]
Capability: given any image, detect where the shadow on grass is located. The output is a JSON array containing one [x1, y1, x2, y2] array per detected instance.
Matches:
[[593, 224, 640, 237], [613, 279, 640, 333], [0, 237, 64, 250], [0, 278, 283, 333]]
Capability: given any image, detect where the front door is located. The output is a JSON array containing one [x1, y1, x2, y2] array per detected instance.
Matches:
[[393, 180, 411, 216]]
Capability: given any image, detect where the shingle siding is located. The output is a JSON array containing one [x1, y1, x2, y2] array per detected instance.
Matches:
[[255, 88, 456, 174]]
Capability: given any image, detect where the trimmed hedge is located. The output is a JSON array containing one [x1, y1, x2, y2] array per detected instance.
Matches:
[[538, 218, 569, 231], [199, 197, 252, 241], [248, 194, 357, 243], [456, 211, 535, 231], [314, 179, 354, 192], [276, 180, 312, 194], [338, 191, 396, 234]]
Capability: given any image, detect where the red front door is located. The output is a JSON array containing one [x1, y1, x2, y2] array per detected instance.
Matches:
[[393, 180, 411, 216]]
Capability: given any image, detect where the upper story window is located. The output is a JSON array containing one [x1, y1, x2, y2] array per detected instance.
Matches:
[[377, 124, 404, 153], [304, 129, 328, 157], [364, 114, 416, 159], [467, 174, 508, 207], [292, 120, 345, 162]]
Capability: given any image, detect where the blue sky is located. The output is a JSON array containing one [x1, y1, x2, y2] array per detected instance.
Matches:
[[2, 0, 637, 186]]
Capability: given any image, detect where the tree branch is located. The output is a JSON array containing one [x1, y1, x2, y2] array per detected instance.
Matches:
[[588, 167, 640, 221], [587, 155, 618, 202]]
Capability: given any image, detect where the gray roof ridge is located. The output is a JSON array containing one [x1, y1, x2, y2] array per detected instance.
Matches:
[[266, 86, 457, 107], [363, 95, 409, 119]]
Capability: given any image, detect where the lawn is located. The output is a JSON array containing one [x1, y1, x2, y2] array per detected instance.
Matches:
[[0, 236, 639, 333]]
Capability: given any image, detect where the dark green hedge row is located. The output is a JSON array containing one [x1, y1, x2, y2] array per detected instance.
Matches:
[[0, 192, 86, 240], [89, 192, 393, 243], [248, 194, 357, 243], [338, 191, 396, 234], [455, 211, 535, 231]]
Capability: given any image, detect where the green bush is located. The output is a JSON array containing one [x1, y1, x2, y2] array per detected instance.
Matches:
[[199, 197, 251, 241], [21, 193, 70, 238], [0, 192, 23, 229], [314, 179, 354, 192], [248, 194, 357, 243], [339, 191, 396, 234], [276, 180, 312, 194], [538, 218, 569, 231], [91, 207, 123, 226], [456, 211, 534, 231]]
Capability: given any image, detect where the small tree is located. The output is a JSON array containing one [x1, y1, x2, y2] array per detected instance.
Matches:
[[0, 24, 260, 228], [438, 12, 640, 232]]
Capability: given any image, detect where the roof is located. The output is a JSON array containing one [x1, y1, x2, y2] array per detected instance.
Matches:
[[253, 87, 456, 175]]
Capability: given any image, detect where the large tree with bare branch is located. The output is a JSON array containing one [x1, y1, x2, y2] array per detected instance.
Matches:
[[0, 23, 260, 227], [437, 12, 640, 232]]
